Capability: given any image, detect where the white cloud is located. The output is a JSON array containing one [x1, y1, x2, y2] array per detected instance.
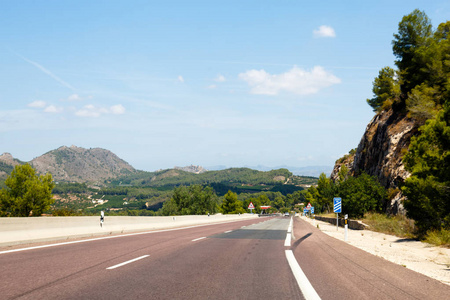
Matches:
[[75, 104, 125, 117], [44, 105, 63, 113], [178, 75, 185, 83], [238, 66, 341, 96], [207, 84, 217, 89], [215, 74, 226, 82], [313, 25, 336, 38], [28, 100, 46, 108], [110, 104, 126, 115], [67, 94, 82, 101]]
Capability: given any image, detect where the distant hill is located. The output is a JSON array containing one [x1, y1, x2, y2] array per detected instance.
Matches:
[[0, 146, 136, 184], [110, 167, 318, 196], [208, 164, 331, 178]]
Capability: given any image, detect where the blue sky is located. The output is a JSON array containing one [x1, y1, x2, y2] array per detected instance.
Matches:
[[1, 1, 449, 173]]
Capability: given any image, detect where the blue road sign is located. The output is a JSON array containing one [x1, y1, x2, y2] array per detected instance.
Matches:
[[333, 197, 342, 213], [311, 207, 314, 214]]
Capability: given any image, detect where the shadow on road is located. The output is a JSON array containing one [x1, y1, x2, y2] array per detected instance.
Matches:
[[291, 232, 312, 249]]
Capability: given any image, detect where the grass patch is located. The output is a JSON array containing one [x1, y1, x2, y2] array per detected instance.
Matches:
[[424, 229, 450, 248], [362, 213, 415, 239]]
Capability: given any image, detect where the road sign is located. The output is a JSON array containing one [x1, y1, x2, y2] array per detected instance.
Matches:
[[248, 202, 255, 209], [306, 202, 311, 210], [311, 207, 314, 214], [303, 208, 308, 215], [333, 197, 342, 213]]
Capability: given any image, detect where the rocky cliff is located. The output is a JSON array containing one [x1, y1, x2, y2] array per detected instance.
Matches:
[[331, 108, 420, 214]]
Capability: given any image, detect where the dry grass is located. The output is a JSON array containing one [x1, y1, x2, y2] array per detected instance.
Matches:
[[362, 213, 415, 239]]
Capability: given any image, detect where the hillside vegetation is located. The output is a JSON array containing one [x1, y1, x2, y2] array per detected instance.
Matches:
[[310, 10, 450, 245]]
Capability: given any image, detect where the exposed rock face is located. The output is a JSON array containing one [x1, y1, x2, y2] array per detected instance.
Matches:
[[30, 145, 136, 183], [174, 165, 207, 174], [331, 109, 420, 214]]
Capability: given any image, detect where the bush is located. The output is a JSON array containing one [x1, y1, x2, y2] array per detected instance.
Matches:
[[424, 229, 450, 247]]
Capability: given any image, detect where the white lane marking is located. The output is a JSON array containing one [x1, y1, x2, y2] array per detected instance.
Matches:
[[192, 237, 206, 242], [107, 255, 149, 270], [284, 233, 292, 247], [0, 219, 253, 255], [285, 250, 321, 300], [224, 230, 233, 233]]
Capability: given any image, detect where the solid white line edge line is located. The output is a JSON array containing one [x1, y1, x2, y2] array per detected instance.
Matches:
[[285, 250, 321, 300], [284, 233, 292, 247], [192, 237, 206, 242], [107, 255, 150, 270]]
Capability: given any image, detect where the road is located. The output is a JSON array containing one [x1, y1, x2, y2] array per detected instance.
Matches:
[[1, 216, 449, 299]]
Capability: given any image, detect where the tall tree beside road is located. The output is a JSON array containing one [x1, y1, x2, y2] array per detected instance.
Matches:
[[221, 190, 245, 214], [0, 164, 54, 217], [392, 9, 433, 96]]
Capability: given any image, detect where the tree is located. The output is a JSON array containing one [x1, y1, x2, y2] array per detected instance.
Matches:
[[336, 173, 386, 218], [0, 164, 54, 217], [221, 190, 245, 214], [316, 173, 334, 212], [161, 185, 219, 216], [402, 104, 450, 234], [367, 67, 400, 112], [392, 9, 433, 95]]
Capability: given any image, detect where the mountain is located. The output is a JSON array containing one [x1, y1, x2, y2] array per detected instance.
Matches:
[[331, 109, 419, 214], [0, 146, 136, 184], [31, 145, 136, 183]]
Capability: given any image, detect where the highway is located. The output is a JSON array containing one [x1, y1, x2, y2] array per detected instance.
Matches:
[[1, 216, 449, 299]]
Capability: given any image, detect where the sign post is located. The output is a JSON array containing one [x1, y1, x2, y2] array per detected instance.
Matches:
[[248, 202, 255, 214], [333, 197, 342, 231], [344, 214, 348, 241]]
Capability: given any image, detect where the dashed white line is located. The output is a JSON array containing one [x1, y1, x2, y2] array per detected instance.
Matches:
[[107, 255, 150, 270], [285, 250, 321, 300], [192, 237, 207, 242], [0, 220, 250, 255], [224, 230, 233, 233]]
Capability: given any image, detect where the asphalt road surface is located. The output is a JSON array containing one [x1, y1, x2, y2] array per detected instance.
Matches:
[[1, 216, 449, 300]]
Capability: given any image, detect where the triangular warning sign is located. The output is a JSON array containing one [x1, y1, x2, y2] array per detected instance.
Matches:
[[248, 202, 255, 209]]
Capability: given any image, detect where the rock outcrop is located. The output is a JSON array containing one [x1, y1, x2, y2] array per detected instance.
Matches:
[[331, 108, 420, 214], [174, 165, 207, 174]]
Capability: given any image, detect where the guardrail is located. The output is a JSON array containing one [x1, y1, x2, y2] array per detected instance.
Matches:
[[0, 214, 259, 247]]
